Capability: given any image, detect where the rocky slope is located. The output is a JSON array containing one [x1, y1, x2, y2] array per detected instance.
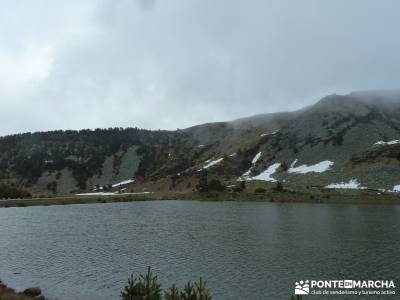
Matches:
[[1, 90, 400, 196]]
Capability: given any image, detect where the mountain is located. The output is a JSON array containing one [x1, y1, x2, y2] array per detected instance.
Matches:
[[1, 90, 400, 196]]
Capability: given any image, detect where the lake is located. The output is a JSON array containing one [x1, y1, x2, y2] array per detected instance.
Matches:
[[0, 201, 399, 299]]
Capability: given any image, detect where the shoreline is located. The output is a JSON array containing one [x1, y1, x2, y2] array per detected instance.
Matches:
[[1, 189, 400, 208], [0, 280, 44, 300]]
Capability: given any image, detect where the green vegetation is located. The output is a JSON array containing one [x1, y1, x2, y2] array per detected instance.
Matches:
[[0, 282, 41, 300], [196, 171, 225, 192], [121, 267, 211, 300], [1, 180, 400, 208], [254, 187, 266, 193], [2, 92, 400, 195], [274, 181, 284, 192], [0, 184, 31, 199], [0, 128, 177, 189]]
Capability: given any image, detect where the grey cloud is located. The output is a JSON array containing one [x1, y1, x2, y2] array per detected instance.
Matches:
[[137, 0, 156, 11], [1, 0, 400, 135]]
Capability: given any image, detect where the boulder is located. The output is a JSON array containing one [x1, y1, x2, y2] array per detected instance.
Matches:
[[23, 287, 42, 297]]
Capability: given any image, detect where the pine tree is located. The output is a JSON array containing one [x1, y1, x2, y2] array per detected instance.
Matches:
[[180, 282, 197, 300], [121, 268, 212, 300], [121, 274, 142, 300], [121, 267, 161, 300], [141, 266, 162, 300], [165, 284, 181, 300], [195, 277, 211, 300]]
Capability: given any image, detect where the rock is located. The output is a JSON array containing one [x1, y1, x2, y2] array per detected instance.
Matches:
[[23, 287, 42, 297]]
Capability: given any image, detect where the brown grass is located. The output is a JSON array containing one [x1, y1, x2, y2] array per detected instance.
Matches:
[[0, 285, 35, 300]]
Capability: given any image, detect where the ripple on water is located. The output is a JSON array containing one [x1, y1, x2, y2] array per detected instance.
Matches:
[[0, 201, 399, 300]]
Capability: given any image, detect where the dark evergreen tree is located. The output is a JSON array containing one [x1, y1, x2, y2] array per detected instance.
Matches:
[[165, 284, 180, 300], [194, 278, 211, 300], [121, 274, 142, 300], [142, 267, 162, 300], [121, 267, 161, 300], [122, 269, 212, 300], [180, 282, 196, 300]]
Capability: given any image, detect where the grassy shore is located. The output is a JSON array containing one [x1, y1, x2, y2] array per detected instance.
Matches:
[[1, 185, 400, 208], [0, 282, 40, 300]]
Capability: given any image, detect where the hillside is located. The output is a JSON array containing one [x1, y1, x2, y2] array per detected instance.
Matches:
[[1, 90, 400, 196]]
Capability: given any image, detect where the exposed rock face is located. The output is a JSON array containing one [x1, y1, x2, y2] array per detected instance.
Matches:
[[1, 89, 400, 193], [351, 144, 400, 164]]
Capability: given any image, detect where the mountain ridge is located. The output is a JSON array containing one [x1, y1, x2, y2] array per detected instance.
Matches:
[[1, 90, 400, 196]]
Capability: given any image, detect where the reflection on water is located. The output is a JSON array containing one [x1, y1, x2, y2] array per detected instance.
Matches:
[[0, 201, 399, 300]]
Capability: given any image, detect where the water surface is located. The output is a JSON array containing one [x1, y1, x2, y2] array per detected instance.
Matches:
[[0, 201, 399, 299]]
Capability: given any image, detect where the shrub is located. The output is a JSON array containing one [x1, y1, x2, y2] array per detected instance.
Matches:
[[228, 181, 246, 192], [274, 181, 284, 192], [0, 184, 31, 199], [255, 188, 266, 194], [207, 179, 225, 192], [196, 174, 225, 193]]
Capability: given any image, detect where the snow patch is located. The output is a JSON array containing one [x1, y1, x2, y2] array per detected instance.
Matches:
[[252, 152, 262, 164], [112, 179, 135, 187], [325, 179, 366, 189], [290, 159, 298, 168], [238, 152, 262, 180], [76, 192, 116, 196], [374, 140, 400, 146], [260, 129, 280, 137], [76, 192, 152, 196], [239, 169, 252, 180], [200, 158, 223, 170], [250, 163, 281, 182], [392, 185, 400, 192], [288, 160, 333, 174]]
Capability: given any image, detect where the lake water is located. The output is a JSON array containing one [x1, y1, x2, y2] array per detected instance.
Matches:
[[0, 201, 399, 299]]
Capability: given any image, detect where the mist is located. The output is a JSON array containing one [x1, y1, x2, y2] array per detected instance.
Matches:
[[1, 0, 400, 135]]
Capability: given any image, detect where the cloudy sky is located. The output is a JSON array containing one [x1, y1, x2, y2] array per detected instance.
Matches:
[[1, 0, 400, 135]]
